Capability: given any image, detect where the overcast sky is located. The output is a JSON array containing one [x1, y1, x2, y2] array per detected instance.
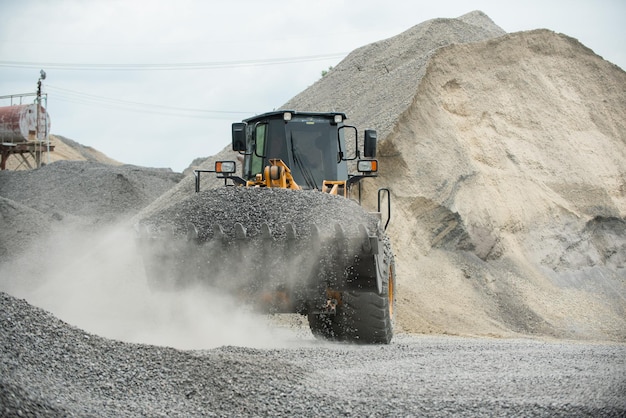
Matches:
[[1, 0, 624, 172]]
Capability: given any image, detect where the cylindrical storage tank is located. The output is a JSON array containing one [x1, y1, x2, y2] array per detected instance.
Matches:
[[0, 104, 51, 143]]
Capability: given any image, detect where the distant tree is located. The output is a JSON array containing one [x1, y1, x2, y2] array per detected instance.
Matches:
[[321, 66, 334, 77]]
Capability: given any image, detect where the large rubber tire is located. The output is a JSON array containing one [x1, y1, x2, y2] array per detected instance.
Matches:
[[340, 287, 393, 344], [307, 256, 395, 344], [340, 239, 395, 344]]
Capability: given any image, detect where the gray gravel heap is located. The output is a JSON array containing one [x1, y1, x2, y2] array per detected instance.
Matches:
[[0, 292, 311, 417], [139, 187, 380, 241], [2, 291, 625, 417], [0, 197, 53, 262], [0, 160, 184, 262], [0, 160, 184, 225]]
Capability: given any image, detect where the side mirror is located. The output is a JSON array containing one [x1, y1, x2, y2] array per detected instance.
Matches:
[[364, 130, 377, 158], [232, 122, 247, 152]]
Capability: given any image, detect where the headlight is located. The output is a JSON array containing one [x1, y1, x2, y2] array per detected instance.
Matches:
[[215, 161, 236, 174], [357, 159, 378, 173]]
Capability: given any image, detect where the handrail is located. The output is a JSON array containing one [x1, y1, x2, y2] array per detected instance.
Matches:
[[377, 188, 391, 230]]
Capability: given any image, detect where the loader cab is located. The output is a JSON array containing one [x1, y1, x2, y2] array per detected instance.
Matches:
[[234, 111, 350, 190]]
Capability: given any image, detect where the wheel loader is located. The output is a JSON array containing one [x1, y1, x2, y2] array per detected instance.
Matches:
[[139, 110, 395, 344]]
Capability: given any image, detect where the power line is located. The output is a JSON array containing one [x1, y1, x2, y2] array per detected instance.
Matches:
[[44, 85, 254, 119], [51, 95, 239, 120], [46, 85, 252, 115], [0, 53, 347, 71]]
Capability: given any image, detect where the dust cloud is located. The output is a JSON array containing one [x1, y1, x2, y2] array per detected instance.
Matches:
[[0, 222, 313, 350]]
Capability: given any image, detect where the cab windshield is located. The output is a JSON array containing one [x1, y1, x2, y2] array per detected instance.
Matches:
[[246, 116, 348, 189]]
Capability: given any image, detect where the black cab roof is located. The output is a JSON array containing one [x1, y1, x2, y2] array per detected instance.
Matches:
[[243, 110, 348, 124]]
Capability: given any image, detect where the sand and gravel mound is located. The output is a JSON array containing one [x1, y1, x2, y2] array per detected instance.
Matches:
[[51, 134, 122, 165], [375, 29, 626, 340], [284, 11, 507, 144], [2, 134, 121, 171], [284, 13, 626, 341]]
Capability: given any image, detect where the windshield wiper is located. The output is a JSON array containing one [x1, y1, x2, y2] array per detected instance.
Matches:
[[290, 132, 317, 190]]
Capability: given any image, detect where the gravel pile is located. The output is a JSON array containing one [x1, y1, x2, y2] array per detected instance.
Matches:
[[3, 291, 625, 417], [0, 160, 183, 262], [0, 160, 183, 224], [0, 197, 52, 263], [139, 187, 380, 241], [53, 135, 120, 164], [0, 292, 313, 417]]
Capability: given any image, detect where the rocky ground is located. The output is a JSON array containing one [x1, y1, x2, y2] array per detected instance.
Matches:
[[2, 292, 625, 417]]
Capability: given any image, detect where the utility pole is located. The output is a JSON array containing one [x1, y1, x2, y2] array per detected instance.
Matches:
[[36, 69, 47, 166]]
